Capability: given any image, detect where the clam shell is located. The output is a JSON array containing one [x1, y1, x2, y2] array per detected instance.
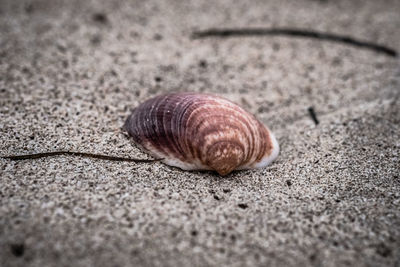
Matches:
[[124, 92, 279, 175]]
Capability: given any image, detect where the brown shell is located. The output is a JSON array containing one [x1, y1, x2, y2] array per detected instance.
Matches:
[[124, 92, 279, 175]]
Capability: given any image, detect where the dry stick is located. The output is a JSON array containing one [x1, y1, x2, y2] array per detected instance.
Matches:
[[1, 151, 162, 163], [192, 28, 398, 57]]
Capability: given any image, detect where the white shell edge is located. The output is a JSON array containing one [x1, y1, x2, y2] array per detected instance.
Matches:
[[251, 131, 280, 169]]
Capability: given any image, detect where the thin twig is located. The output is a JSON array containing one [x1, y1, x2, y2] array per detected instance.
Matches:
[[192, 28, 397, 57], [1, 151, 162, 163], [308, 107, 319, 125]]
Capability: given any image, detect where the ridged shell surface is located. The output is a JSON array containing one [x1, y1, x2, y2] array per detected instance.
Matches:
[[124, 92, 279, 175]]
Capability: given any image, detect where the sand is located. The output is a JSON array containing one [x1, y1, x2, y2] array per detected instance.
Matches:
[[0, 0, 399, 266]]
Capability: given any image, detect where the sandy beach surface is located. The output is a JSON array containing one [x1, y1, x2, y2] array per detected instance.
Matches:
[[1, 0, 399, 266]]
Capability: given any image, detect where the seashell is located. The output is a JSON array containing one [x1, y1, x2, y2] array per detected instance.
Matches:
[[124, 92, 279, 175]]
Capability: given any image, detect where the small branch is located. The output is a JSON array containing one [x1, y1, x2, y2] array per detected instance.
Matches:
[[192, 28, 397, 57], [1, 151, 162, 163]]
